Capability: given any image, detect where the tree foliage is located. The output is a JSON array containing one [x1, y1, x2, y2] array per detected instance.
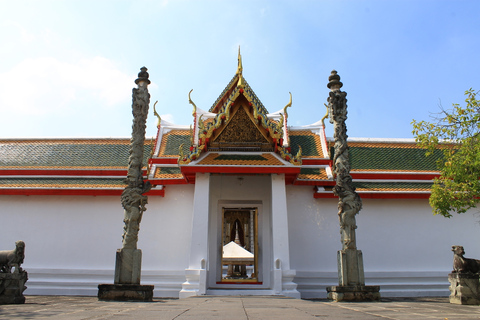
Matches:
[[412, 89, 480, 218]]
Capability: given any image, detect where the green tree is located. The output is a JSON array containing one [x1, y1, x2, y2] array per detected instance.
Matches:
[[412, 89, 480, 217]]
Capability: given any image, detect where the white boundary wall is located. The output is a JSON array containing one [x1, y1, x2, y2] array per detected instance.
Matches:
[[1, 183, 480, 298], [286, 185, 480, 298]]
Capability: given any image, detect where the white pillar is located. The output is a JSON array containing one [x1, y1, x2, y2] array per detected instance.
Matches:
[[179, 172, 210, 298], [271, 174, 300, 298]]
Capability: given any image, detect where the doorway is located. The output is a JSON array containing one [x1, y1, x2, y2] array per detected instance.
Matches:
[[220, 207, 259, 283]]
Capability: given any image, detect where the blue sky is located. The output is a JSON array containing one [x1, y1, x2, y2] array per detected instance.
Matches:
[[1, 0, 479, 139]]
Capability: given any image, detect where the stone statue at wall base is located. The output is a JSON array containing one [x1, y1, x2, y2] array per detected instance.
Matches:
[[0, 240, 27, 304], [448, 273, 480, 305], [0, 272, 28, 304], [448, 245, 480, 305]]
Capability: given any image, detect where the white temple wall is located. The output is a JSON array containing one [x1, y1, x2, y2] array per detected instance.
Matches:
[[0, 195, 124, 270], [2, 184, 480, 298], [0, 184, 196, 297], [285, 186, 480, 298]]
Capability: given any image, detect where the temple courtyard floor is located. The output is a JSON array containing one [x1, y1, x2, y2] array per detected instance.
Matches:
[[1, 295, 480, 320]]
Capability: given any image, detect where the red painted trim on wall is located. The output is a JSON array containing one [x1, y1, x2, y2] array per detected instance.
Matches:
[[150, 179, 188, 185], [180, 166, 300, 175], [0, 188, 165, 197], [295, 180, 336, 186], [350, 172, 439, 180], [301, 159, 332, 166], [313, 192, 430, 199], [180, 166, 300, 184], [149, 158, 179, 164]]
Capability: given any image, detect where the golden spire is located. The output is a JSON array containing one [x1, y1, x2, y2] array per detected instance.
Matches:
[[236, 46, 245, 89], [236, 46, 243, 75]]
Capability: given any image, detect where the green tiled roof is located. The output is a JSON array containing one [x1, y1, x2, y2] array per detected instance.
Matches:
[[209, 74, 238, 112], [163, 135, 191, 156], [0, 141, 152, 168], [349, 147, 443, 171], [290, 135, 320, 157], [353, 181, 433, 191], [242, 79, 268, 115], [299, 168, 321, 175], [155, 167, 182, 175], [0, 177, 126, 187], [209, 76, 269, 115]]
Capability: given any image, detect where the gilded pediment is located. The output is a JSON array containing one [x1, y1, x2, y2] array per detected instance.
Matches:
[[178, 51, 302, 166], [210, 98, 273, 152]]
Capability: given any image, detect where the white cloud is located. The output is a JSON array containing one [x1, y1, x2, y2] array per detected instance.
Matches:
[[3, 20, 35, 44], [0, 56, 132, 116]]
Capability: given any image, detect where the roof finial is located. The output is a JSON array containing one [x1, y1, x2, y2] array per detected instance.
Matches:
[[135, 66, 151, 86], [327, 70, 343, 91], [236, 46, 243, 75]]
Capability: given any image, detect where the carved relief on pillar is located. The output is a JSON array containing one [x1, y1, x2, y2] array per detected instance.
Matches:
[[327, 70, 362, 251], [120, 67, 152, 250]]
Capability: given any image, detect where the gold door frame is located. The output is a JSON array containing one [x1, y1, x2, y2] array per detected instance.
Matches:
[[220, 207, 259, 283]]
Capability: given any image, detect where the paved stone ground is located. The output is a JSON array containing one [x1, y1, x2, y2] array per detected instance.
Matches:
[[1, 296, 480, 320]]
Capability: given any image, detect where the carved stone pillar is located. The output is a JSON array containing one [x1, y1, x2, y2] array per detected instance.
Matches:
[[325, 70, 380, 302], [98, 67, 154, 301]]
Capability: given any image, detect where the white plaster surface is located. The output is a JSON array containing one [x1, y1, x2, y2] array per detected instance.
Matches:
[[1, 184, 480, 298]]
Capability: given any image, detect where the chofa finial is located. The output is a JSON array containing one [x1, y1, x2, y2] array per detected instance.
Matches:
[[135, 66, 151, 85], [236, 46, 243, 75], [327, 70, 342, 91]]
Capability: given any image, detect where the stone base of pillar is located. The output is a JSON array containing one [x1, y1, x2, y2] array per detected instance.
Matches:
[[337, 249, 365, 286], [98, 284, 154, 302], [97, 248, 152, 301], [0, 271, 28, 304], [448, 273, 480, 305], [114, 248, 142, 284], [326, 285, 381, 302]]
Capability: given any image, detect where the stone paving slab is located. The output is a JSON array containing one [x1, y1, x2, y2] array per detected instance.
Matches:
[[1, 296, 480, 320]]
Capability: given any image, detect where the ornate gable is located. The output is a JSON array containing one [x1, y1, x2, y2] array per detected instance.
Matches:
[[178, 50, 301, 165], [210, 96, 273, 152]]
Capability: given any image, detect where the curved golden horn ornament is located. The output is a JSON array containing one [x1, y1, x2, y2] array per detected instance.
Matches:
[[178, 144, 185, 164], [198, 114, 205, 132], [321, 103, 329, 127], [188, 89, 197, 117], [283, 92, 292, 119], [189, 124, 193, 144], [153, 101, 161, 127], [147, 137, 155, 176]]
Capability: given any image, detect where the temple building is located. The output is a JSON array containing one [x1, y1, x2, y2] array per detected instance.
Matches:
[[1, 55, 479, 299]]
